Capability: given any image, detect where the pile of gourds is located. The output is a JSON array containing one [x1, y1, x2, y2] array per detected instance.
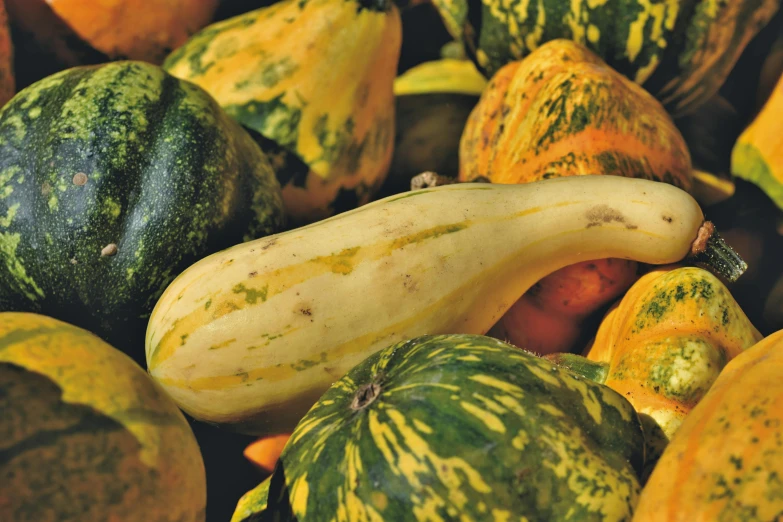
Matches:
[[0, 1, 781, 521]]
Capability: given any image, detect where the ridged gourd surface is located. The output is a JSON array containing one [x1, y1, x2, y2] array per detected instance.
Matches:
[[267, 334, 646, 522], [0, 61, 284, 353], [432, 0, 780, 115]]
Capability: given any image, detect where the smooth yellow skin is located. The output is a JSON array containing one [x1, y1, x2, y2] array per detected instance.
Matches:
[[146, 175, 705, 434]]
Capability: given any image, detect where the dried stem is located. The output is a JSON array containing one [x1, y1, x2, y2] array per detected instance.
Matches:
[[688, 221, 747, 283]]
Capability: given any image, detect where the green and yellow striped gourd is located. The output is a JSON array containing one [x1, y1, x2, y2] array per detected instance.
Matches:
[[163, 0, 402, 225], [255, 334, 646, 521], [432, 0, 780, 115]]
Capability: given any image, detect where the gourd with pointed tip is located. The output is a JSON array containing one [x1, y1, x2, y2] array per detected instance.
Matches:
[[163, 0, 402, 225], [633, 329, 783, 521], [548, 265, 762, 479]]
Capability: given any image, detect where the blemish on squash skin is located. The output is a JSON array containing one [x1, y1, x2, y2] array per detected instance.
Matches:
[[585, 205, 637, 229], [232, 283, 269, 304]]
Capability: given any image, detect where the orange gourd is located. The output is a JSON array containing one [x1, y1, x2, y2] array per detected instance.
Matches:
[[244, 434, 290, 474], [462, 40, 692, 354], [7, 0, 218, 66], [584, 265, 761, 478], [492, 258, 639, 354], [633, 329, 783, 521]]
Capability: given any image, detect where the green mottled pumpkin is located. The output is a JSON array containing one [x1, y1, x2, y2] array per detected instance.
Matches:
[[252, 334, 645, 521], [432, 0, 780, 115], [0, 61, 285, 359], [163, 0, 402, 226], [0, 312, 206, 522]]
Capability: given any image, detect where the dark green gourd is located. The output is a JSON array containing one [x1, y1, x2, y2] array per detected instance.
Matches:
[[0, 61, 285, 360]]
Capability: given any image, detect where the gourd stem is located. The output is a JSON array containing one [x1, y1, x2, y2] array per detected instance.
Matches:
[[544, 353, 609, 384], [689, 221, 747, 283]]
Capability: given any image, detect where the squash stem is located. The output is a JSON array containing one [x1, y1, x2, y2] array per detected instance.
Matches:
[[689, 221, 747, 283]]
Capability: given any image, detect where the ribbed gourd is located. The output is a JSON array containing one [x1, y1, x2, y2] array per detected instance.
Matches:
[[549, 265, 762, 478], [0, 60, 285, 358], [253, 334, 647, 521], [0, 312, 207, 522], [163, 0, 403, 225], [432, 0, 781, 115], [460, 39, 692, 355], [633, 329, 783, 521]]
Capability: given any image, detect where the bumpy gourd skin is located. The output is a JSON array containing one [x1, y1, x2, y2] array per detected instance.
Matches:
[[163, 0, 402, 225], [263, 334, 645, 522], [0, 312, 207, 522], [433, 0, 780, 115], [585, 265, 762, 478], [633, 329, 783, 522], [0, 61, 285, 357]]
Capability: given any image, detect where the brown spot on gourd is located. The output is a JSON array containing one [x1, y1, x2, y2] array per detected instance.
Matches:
[[585, 205, 637, 229], [41, 182, 51, 195], [101, 243, 118, 257], [249, 271, 258, 278], [72, 172, 88, 185], [662, 214, 674, 223], [300, 308, 312, 316], [262, 238, 277, 250]]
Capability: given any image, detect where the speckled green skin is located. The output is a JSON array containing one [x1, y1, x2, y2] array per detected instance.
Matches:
[[264, 334, 645, 522], [0, 61, 285, 359]]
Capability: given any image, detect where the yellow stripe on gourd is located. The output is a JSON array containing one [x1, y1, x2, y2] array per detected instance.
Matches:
[[567, 0, 587, 44], [461, 401, 507, 433], [290, 472, 310, 516], [626, 0, 676, 65], [495, 395, 527, 417], [469, 374, 525, 396], [563, 375, 604, 424], [539, 424, 638, 518]]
